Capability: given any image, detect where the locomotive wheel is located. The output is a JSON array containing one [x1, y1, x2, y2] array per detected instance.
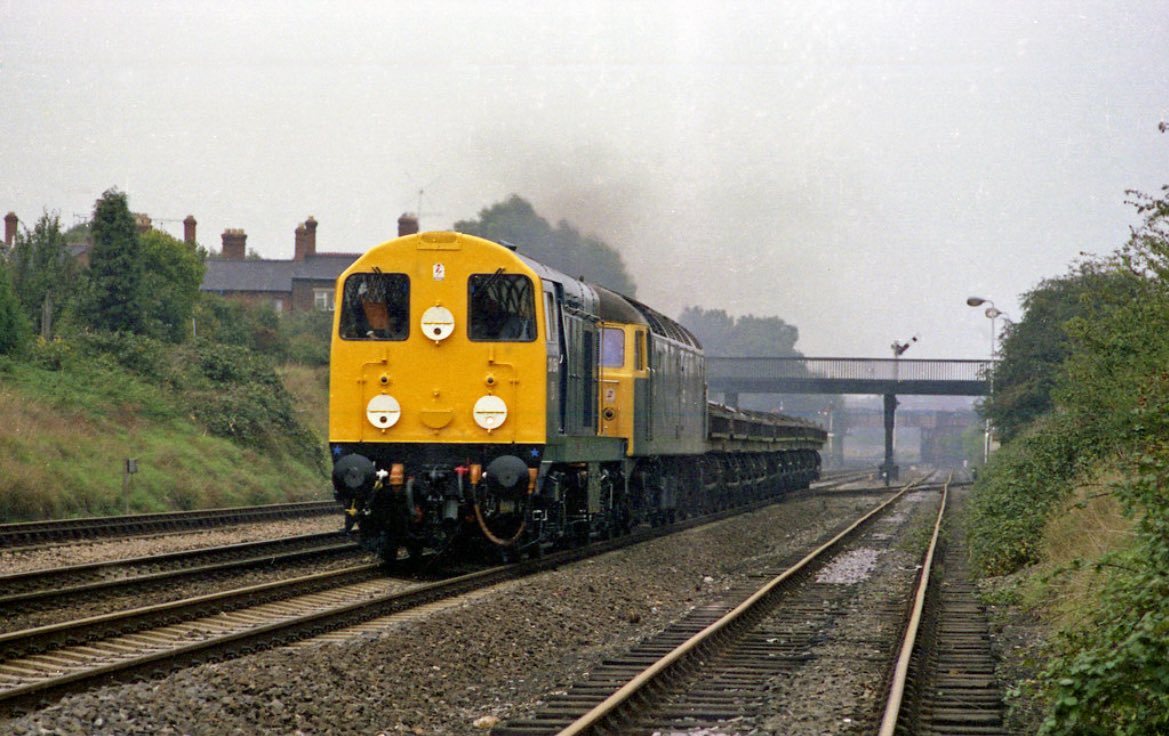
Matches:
[[406, 542, 425, 565]]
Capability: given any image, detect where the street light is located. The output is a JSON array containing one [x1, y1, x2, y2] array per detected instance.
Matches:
[[967, 296, 1003, 464], [966, 297, 1002, 363]]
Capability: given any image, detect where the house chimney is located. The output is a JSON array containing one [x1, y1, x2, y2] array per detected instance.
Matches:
[[183, 215, 197, 245], [398, 212, 419, 236], [222, 228, 247, 260], [294, 223, 307, 261], [134, 213, 152, 234], [4, 212, 17, 247], [304, 216, 317, 258]]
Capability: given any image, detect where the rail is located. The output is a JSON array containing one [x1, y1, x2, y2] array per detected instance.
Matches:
[[0, 500, 337, 549], [879, 475, 949, 735]]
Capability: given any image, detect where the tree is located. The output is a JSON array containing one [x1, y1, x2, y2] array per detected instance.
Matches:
[[6, 211, 74, 337], [140, 229, 206, 342], [678, 305, 823, 414], [984, 262, 1142, 442], [678, 306, 801, 357], [0, 258, 31, 355], [454, 195, 637, 295], [82, 189, 144, 333]]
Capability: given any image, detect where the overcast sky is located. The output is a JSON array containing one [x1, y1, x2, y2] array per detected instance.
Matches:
[[2, 1, 1166, 359]]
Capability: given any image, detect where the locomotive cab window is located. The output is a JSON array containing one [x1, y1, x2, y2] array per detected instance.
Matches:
[[339, 273, 409, 340], [469, 273, 537, 341], [544, 291, 559, 344], [601, 326, 625, 368]]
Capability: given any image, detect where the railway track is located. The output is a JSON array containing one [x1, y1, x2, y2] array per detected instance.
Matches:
[[0, 532, 363, 628], [0, 562, 389, 715], [491, 473, 1007, 735], [492, 474, 947, 735], [880, 483, 1007, 735], [0, 481, 864, 717], [0, 500, 337, 550], [0, 473, 870, 553]]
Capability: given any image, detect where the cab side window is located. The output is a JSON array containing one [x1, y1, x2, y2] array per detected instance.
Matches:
[[601, 327, 625, 367], [544, 291, 559, 344], [339, 273, 409, 340], [469, 273, 537, 341]]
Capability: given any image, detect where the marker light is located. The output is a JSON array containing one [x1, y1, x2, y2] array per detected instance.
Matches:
[[472, 395, 508, 430], [420, 305, 455, 341], [366, 394, 401, 428]]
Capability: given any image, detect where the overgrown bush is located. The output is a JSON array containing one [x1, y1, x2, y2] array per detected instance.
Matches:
[[1037, 378, 1169, 735], [192, 294, 332, 366], [32, 331, 325, 472], [75, 331, 177, 384], [279, 309, 332, 366], [192, 294, 286, 355], [30, 335, 73, 370], [967, 415, 1084, 576], [187, 340, 323, 469]]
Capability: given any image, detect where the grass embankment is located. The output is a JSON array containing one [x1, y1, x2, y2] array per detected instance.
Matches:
[[0, 336, 331, 522]]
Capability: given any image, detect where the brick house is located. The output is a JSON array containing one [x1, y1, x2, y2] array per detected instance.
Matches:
[[201, 214, 419, 313]]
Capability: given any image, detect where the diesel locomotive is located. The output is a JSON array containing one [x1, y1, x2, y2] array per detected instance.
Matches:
[[328, 231, 826, 564]]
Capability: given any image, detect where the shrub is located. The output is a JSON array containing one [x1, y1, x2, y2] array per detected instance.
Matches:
[[30, 335, 71, 370], [76, 331, 175, 384], [187, 341, 324, 469], [1035, 366, 1169, 734], [976, 185, 1169, 732], [967, 415, 1083, 576], [279, 309, 332, 366]]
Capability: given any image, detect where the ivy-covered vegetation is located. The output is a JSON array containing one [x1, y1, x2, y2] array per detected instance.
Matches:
[[968, 184, 1169, 733], [967, 414, 1082, 575], [0, 348, 327, 519]]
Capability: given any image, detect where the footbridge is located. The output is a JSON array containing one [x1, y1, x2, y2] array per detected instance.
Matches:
[[706, 357, 992, 481]]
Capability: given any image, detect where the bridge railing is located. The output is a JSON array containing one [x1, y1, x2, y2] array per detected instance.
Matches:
[[706, 357, 992, 383]]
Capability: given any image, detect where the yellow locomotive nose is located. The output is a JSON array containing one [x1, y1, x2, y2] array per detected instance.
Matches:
[[330, 232, 547, 448]]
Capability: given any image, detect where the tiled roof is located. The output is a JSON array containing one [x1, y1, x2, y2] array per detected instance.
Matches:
[[201, 253, 359, 293]]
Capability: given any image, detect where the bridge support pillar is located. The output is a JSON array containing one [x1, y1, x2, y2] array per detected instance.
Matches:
[[724, 391, 739, 409], [825, 404, 843, 469], [879, 393, 899, 485]]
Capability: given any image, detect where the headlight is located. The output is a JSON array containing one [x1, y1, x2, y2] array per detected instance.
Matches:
[[473, 395, 508, 430], [367, 394, 401, 428]]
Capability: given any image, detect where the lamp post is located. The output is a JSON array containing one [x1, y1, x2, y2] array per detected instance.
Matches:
[[966, 296, 1002, 463]]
